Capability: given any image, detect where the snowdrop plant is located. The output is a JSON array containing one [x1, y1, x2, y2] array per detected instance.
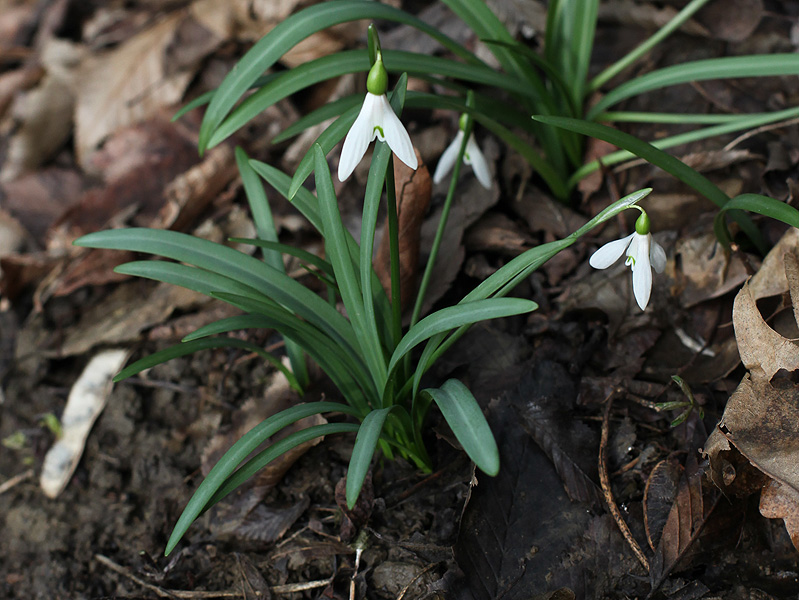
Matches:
[[589, 210, 666, 311]]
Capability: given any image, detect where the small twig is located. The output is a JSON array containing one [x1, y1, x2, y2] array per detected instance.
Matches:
[[724, 116, 799, 151], [0, 469, 34, 496], [271, 579, 332, 593], [598, 397, 650, 571], [396, 563, 438, 600], [95, 554, 239, 599]]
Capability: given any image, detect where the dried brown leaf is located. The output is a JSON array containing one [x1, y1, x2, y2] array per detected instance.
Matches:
[[732, 280, 799, 380], [650, 455, 719, 589], [57, 281, 205, 356], [464, 212, 532, 255], [695, 0, 763, 42], [375, 148, 431, 310], [1, 39, 81, 182], [154, 144, 238, 231], [1, 167, 85, 240], [644, 460, 681, 552], [759, 479, 799, 552], [335, 471, 374, 542], [75, 6, 221, 167], [674, 233, 751, 307], [748, 228, 799, 301]]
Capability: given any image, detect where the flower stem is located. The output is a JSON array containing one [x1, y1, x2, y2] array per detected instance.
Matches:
[[410, 119, 473, 329]]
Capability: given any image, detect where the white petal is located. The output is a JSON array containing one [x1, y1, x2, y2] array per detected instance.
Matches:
[[632, 234, 653, 310], [433, 130, 464, 184], [649, 237, 667, 273], [378, 94, 417, 170], [466, 133, 492, 189], [338, 94, 378, 181], [589, 233, 634, 270]]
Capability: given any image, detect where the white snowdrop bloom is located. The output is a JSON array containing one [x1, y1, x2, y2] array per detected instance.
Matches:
[[337, 54, 417, 182], [433, 126, 491, 189], [589, 211, 666, 311]]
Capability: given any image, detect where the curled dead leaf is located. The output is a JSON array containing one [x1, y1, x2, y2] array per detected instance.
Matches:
[[375, 148, 431, 310], [759, 479, 799, 552]]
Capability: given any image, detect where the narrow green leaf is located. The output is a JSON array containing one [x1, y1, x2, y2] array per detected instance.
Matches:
[[250, 159, 394, 344], [314, 144, 387, 390], [588, 54, 799, 118], [714, 193, 799, 249], [272, 95, 362, 144], [228, 238, 334, 279], [387, 298, 537, 377], [346, 407, 393, 509], [211, 291, 378, 411], [421, 379, 499, 475], [574, 104, 799, 182], [165, 404, 359, 555], [203, 423, 361, 511], [198, 0, 480, 151], [532, 116, 766, 253], [182, 315, 283, 342], [237, 147, 308, 387], [73, 228, 361, 359], [114, 260, 277, 306]]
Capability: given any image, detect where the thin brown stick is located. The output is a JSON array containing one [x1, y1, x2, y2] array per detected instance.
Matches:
[[0, 469, 34, 496], [599, 398, 650, 571], [396, 562, 438, 600], [95, 554, 239, 599]]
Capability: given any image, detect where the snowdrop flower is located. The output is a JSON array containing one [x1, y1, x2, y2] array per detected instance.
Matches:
[[589, 211, 666, 311], [338, 53, 417, 182], [433, 115, 491, 189]]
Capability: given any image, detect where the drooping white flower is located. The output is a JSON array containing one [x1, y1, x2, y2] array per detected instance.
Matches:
[[589, 211, 666, 310], [433, 124, 491, 189], [337, 54, 417, 182]]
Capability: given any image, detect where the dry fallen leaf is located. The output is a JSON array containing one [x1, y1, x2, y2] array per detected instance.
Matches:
[[759, 479, 799, 552], [40, 349, 130, 498], [1, 39, 82, 182], [75, 2, 225, 168], [375, 148, 431, 310], [703, 252, 799, 551]]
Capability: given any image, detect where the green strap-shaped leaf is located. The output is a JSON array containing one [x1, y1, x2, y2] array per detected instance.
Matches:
[[314, 145, 387, 391], [714, 193, 799, 249], [386, 298, 537, 378], [211, 291, 378, 411], [202, 423, 361, 511], [346, 407, 394, 509], [532, 116, 766, 253], [249, 159, 394, 341], [421, 379, 499, 476], [114, 260, 278, 306], [198, 0, 481, 152], [588, 54, 799, 118], [228, 238, 335, 279], [74, 228, 362, 359], [237, 147, 308, 388], [165, 406, 359, 556], [272, 95, 363, 144]]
